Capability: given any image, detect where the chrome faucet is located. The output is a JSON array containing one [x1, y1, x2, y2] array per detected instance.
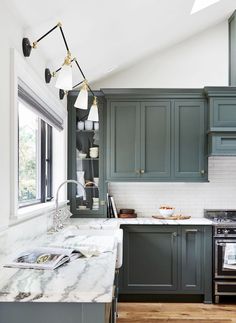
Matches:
[[52, 179, 97, 232]]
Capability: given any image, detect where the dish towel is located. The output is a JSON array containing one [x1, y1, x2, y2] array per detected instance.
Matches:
[[223, 243, 236, 270]]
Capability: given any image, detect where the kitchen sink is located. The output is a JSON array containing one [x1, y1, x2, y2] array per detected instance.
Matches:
[[61, 227, 123, 269]]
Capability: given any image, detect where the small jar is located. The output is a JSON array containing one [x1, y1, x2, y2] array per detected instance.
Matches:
[[85, 120, 93, 130], [77, 121, 84, 130]]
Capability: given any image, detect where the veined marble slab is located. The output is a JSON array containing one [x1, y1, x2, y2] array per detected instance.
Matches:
[[71, 217, 213, 228], [0, 230, 117, 303]]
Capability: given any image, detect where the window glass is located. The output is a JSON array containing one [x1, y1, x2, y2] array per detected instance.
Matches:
[[18, 101, 41, 206], [18, 100, 53, 208]]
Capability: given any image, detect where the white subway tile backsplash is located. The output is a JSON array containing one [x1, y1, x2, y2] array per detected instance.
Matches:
[[109, 157, 236, 218]]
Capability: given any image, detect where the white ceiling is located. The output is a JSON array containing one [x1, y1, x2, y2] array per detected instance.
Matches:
[[4, 0, 236, 85]]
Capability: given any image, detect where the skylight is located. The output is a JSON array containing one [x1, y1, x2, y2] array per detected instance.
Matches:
[[191, 0, 220, 14]]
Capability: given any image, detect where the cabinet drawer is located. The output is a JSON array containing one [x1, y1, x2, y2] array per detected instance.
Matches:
[[209, 133, 236, 155], [210, 98, 236, 128]]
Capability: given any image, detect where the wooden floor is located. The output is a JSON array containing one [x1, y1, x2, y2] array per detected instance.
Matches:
[[117, 303, 236, 323]]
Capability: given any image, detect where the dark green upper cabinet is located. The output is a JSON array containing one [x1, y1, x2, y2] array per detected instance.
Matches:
[[140, 101, 171, 178], [205, 87, 236, 156], [109, 101, 140, 179], [105, 89, 207, 182], [229, 10, 236, 86], [174, 100, 206, 179]]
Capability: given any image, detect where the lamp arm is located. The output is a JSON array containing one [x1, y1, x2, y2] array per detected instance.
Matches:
[[59, 26, 70, 52], [33, 22, 61, 47]]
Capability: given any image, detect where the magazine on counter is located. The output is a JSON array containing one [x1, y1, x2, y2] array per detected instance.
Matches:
[[4, 247, 81, 270]]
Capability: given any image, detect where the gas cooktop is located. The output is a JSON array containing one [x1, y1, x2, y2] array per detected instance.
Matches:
[[204, 209, 236, 224]]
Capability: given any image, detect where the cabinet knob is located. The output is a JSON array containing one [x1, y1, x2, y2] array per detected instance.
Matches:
[[200, 170, 205, 175], [140, 169, 145, 174], [172, 232, 178, 237], [135, 170, 140, 174]]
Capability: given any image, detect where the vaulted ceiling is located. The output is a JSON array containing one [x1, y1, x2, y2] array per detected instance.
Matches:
[[4, 0, 236, 84]]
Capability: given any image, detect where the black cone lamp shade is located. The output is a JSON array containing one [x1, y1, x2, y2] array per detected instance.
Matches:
[[22, 38, 32, 57]]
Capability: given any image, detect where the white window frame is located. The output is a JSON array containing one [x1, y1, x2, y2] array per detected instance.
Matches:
[[10, 49, 67, 221]]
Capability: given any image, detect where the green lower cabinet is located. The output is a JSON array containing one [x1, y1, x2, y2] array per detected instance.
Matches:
[[181, 227, 203, 292], [119, 225, 212, 303], [121, 226, 178, 292]]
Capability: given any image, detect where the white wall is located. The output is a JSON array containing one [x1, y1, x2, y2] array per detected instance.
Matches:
[[0, 2, 67, 229], [109, 157, 236, 218], [93, 21, 228, 89]]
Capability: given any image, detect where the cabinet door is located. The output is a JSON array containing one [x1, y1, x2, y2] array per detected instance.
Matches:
[[140, 101, 171, 178], [210, 98, 236, 128], [174, 100, 206, 180], [109, 101, 141, 179], [181, 227, 203, 292], [120, 225, 178, 293]]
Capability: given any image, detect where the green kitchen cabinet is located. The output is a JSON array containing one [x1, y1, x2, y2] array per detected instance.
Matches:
[[181, 227, 203, 292], [205, 87, 236, 155], [174, 100, 207, 179], [106, 91, 207, 181], [119, 225, 212, 303], [140, 101, 171, 178], [108, 100, 171, 179], [208, 133, 236, 155], [120, 225, 178, 292], [67, 91, 107, 217], [229, 10, 236, 86], [109, 101, 141, 179]]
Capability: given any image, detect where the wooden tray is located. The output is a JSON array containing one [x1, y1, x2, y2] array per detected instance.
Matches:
[[120, 208, 135, 214], [118, 213, 137, 218], [152, 215, 191, 220]]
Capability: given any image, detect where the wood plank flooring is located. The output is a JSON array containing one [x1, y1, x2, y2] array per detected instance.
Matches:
[[117, 303, 236, 323]]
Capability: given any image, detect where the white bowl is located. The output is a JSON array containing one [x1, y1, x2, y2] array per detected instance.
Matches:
[[78, 153, 87, 159], [159, 208, 174, 217]]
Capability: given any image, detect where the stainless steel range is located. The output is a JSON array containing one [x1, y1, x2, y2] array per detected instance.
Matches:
[[205, 210, 236, 303]]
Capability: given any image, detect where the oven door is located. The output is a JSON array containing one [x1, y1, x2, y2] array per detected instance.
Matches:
[[215, 239, 236, 279]]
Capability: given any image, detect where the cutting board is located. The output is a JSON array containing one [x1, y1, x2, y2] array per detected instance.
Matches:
[[152, 215, 191, 220]]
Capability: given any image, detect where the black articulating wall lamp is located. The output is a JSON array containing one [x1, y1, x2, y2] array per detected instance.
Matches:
[[22, 22, 99, 121]]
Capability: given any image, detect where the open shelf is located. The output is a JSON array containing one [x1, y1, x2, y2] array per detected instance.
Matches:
[[77, 158, 99, 161]]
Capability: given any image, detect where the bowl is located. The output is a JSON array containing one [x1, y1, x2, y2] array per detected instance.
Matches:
[[159, 208, 175, 217], [78, 153, 87, 159]]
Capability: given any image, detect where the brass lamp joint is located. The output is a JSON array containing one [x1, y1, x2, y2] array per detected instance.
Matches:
[[63, 51, 72, 66]]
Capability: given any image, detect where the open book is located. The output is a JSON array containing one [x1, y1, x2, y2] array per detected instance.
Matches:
[[4, 247, 81, 270]]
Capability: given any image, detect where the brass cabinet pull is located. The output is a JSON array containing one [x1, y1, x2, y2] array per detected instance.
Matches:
[[186, 229, 198, 233]]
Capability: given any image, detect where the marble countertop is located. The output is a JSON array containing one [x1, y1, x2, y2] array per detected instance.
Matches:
[[0, 229, 118, 303], [0, 216, 212, 303], [71, 217, 213, 228]]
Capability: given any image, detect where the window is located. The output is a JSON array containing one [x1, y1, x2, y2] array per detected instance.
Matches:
[[18, 99, 53, 207]]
